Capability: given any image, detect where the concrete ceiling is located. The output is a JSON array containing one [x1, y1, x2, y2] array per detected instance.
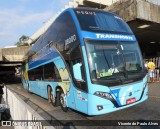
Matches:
[[81, 1, 107, 9], [128, 19, 160, 57]]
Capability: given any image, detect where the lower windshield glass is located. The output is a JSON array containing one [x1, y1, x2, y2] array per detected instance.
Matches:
[[85, 39, 145, 86]]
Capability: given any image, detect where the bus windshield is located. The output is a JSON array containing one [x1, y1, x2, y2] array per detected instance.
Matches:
[[85, 40, 145, 86], [74, 9, 132, 34]]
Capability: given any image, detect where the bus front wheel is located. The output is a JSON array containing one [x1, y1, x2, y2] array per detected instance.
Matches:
[[59, 90, 68, 112]]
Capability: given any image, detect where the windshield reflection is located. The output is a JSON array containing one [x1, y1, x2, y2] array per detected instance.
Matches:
[[85, 40, 145, 86]]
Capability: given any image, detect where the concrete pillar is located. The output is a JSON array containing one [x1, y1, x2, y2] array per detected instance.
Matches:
[[105, 0, 160, 23]]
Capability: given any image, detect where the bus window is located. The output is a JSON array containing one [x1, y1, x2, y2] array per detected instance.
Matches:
[[28, 70, 35, 81], [73, 62, 83, 81], [69, 46, 87, 92], [28, 66, 43, 81], [51, 12, 79, 53], [43, 62, 61, 82], [119, 41, 144, 79], [85, 39, 145, 86], [74, 9, 132, 34]]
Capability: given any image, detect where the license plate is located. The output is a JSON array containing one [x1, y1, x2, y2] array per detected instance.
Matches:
[[126, 98, 136, 104]]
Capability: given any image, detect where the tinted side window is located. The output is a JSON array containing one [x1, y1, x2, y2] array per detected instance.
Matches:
[[26, 11, 80, 63], [43, 62, 61, 82], [28, 66, 43, 81], [28, 70, 34, 80], [70, 46, 87, 92], [41, 20, 60, 48], [74, 9, 132, 34], [40, 11, 79, 53], [54, 12, 80, 54]]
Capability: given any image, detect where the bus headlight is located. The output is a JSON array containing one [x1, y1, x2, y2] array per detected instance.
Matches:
[[94, 91, 112, 99]]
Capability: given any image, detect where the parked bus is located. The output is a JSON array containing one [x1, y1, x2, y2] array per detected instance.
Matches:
[[22, 8, 148, 115]]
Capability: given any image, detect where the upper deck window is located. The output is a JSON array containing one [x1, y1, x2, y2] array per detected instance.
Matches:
[[74, 9, 132, 34]]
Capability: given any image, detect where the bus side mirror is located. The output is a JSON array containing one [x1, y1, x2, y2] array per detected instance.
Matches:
[[73, 63, 83, 81]]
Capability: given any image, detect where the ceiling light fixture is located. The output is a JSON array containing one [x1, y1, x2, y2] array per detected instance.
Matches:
[[150, 41, 156, 44], [138, 25, 150, 29]]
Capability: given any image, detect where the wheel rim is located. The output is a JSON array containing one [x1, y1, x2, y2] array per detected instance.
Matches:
[[60, 93, 66, 108]]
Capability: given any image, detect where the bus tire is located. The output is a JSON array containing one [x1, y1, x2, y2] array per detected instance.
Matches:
[[59, 89, 68, 112], [48, 86, 57, 106]]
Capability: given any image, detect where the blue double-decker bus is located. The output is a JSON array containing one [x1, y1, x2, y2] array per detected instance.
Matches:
[[22, 8, 148, 115]]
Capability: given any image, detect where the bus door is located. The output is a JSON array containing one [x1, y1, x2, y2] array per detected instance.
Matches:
[[72, 60, 88, 114]]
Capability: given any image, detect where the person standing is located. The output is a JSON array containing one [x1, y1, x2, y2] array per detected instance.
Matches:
[[0, 83, 4, 104], [147, 61, 155, 83]]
